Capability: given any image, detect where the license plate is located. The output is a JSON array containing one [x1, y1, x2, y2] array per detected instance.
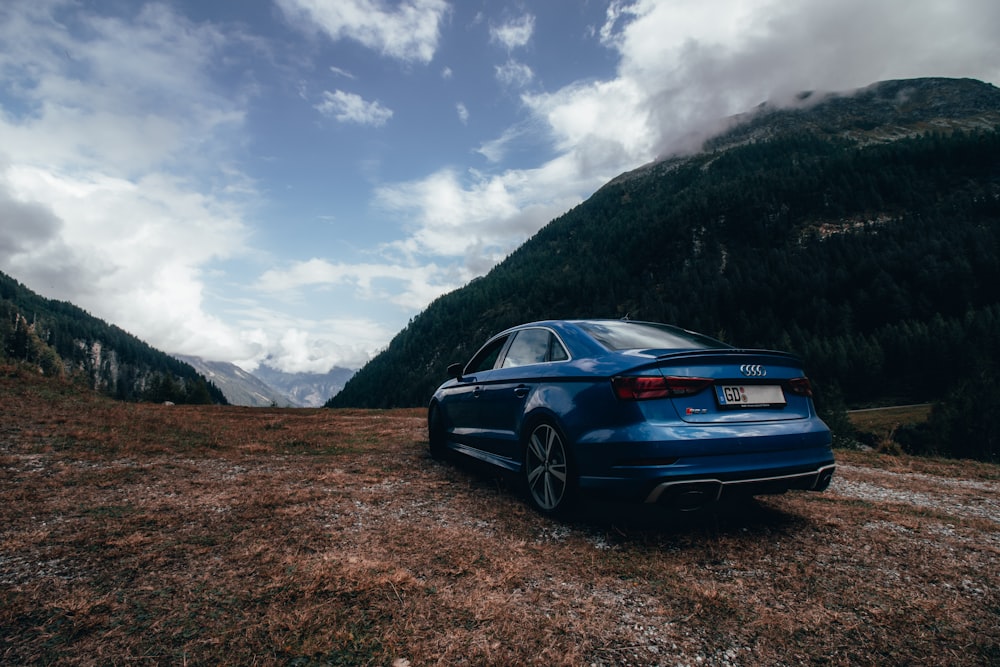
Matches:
[[716, 384, 786, 407]]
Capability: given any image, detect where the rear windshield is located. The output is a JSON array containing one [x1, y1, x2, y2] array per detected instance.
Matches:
[[578, 321, 729, 351]]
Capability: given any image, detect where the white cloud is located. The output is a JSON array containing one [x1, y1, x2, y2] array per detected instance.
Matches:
[[1, 163, 251, 358], [371, 0, 1000, 288], [598, 0, 632, 46], [256, 257, 464, 312], [475, 124, 540, 164], [522, 77, 652, 157], [495, 60, 534, 89], [490, 14, 535, 50], [0, 1, 260, 362], [604, 0, 1000, 156], [234, 317, 389, 374], [316, 89, 393, 126], [456, 102, 469, 124], [374, 164, 595, 273], [226, 298, 395, 373], [0, 2, 246, 177], [329, 65, 356, 79], [276, 0, 449, 64]]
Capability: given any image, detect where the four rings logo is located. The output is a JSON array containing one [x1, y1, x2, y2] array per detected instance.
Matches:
[[740, 364, 767, 377]]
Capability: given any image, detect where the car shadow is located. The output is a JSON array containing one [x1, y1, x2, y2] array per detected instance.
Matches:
[[428, 450, 811, 541], [569, 494, 811, 542]]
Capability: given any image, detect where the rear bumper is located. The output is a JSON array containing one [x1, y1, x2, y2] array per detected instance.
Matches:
[[644, 463, 835, 505], [572, 417, 835, 505]]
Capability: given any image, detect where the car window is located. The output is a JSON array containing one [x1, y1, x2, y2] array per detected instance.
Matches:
[[548, 334, 569, 361], [466, 335, 509, 374], [502, 329, 567, 368], [578, 321, 729, 351]]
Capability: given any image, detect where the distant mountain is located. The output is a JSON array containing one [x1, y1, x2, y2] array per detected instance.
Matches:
[[175, 355, 356, 408], [328, 77, 1000, 411], [174, 355, 296, 407], [0, 271, 227, 404], [252, 364, 355, 408]]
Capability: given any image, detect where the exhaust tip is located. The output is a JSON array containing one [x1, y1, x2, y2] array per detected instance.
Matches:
[[653, 480, 723, 509], [813, 466, 835, 491]]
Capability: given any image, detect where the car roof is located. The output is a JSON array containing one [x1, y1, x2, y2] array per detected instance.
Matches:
[[495, 319, 728, 354]]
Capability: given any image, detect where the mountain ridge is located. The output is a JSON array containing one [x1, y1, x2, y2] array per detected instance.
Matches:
[[174, 356, 357, 408], [252, 364, 355, 408], [612, 77, 1000, 187], [174, 355, 296, 407]]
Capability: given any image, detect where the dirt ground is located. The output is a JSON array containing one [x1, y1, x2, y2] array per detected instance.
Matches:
[[2, 367, 998, 666]]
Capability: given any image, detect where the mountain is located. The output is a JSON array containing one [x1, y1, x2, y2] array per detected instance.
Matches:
[[252, 364, 355, 408], [1, 271, 227, 404], [328, 77, 1000, 415], [174, 355, 296, 407], [175, 355, 356, 407], [707, 77, 1000, 151]]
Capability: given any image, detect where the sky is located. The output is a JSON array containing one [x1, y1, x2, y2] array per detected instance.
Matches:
[[1, 0, 998, 375]]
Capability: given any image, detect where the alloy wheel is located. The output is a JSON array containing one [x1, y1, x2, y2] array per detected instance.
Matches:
[[525, 422, 570, 512]]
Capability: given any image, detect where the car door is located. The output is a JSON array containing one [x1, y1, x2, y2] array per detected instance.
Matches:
[[476, 328, 565, 460], [441, 334, 510, 449]]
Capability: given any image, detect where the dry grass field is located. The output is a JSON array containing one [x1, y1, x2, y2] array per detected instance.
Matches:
[[848, 404, 934, 450], [2, 365, 998, 666]]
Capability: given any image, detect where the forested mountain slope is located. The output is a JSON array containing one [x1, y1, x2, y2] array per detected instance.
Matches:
[[329, 77, 1000, 449], [1, 271, 226, 404]]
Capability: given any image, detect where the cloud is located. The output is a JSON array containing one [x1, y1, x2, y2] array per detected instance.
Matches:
[[456, 102, 469, 124], [0, 2, 247, 176], [475, 126, 525, 163], [0, 183, 62, 261], [598, 0, 631, 45], [495, 60, 534, 88], [329, 65, 356, 79], [231, 313, 392, 374], [374, 164, 594, 273], [2, 162, 251, 355], [276, 0, 449, 64], [0, 1, 259, 361], [373, 0, 1000, 286], [490, 14, 535, 50], [316, 90, 393, 126], [603, 0, 1000, 156], [255, 257, 464, 312]]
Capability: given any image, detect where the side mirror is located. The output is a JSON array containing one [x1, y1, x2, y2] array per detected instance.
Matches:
[[447, 362, 464, 379]]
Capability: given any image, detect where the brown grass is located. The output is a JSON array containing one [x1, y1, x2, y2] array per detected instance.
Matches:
[[848, 404, 933, 453], [2, 365, 998, 666]]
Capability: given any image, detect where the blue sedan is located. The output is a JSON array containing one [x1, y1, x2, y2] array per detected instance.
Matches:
[[427, 319, 835, 515]]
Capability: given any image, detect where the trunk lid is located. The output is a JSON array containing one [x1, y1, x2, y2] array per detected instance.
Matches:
[[652, 349, 815, 424]]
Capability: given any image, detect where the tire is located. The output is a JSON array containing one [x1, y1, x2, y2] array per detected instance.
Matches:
[[523, 420, 576, 515], [427, 404, 448, 460]]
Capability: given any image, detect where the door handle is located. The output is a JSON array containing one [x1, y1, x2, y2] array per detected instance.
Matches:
[[513, 385, 529, 398]]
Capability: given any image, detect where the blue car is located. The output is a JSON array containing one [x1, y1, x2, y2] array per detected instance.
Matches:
[[428, 319, 835, 515]]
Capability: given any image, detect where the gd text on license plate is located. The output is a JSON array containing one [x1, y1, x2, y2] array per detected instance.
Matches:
[[716, 384, 786, 407]]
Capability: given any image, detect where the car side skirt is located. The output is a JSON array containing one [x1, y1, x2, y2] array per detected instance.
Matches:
[[449, 441, 522, 473]]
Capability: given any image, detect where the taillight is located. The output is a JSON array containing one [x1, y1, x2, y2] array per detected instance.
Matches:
[[612, 376, 669, 400], [612, 376, 713, 400], [787, 377, 813, 397]]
